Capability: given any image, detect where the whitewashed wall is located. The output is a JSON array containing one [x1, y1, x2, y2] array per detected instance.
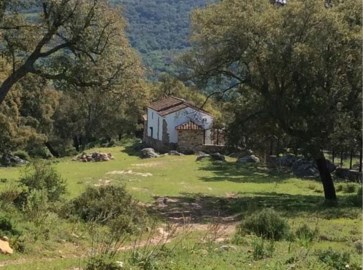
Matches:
[[147, 107, 213, 143], [147, 108, 164, 141], [164, 108, 213, 143]]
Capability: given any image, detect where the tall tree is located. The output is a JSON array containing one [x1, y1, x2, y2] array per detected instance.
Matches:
[[0, 0, 134, 104], [182, 0, 362, 201]]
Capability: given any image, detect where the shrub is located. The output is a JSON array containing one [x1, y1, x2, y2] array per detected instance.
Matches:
[[66, 185, 147, 234], [19, 161, 66, 202], [26, 145, 52, 159], [351, 187, 362, 207], [86, 256, 123, 270], [336, 184, 343, 192], [251, 237, 275, 260], [317, 248, 350, 270], [342, 184, 357, 193], [0, 216, 20, 237], [12, 150, 30, 161], [295, 224, 317, 243], [238, 209, 290, 240]]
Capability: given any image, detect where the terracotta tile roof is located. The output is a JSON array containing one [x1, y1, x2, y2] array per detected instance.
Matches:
[[148, 96, 212, 117], [148, 96, 184, 111], [176, 121, 204, 130]]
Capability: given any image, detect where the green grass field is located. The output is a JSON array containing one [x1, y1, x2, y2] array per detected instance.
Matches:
[[0, 146, 361, 269]]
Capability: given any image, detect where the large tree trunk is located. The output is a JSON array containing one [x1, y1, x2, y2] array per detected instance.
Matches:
[[316, 154, 337, 201], [44, 142, 59, 158], [359, 138, 362, 173]]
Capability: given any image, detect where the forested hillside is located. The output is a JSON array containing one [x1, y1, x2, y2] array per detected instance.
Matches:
[[112, 0, 210, 77]]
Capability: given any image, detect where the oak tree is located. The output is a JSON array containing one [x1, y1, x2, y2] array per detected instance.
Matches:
[[183, 0, 362, 200]]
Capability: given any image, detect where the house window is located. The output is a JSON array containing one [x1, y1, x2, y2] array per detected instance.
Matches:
[[152, 112, 154, 119], [202, 118, 207, 124], [149, 127, 153, 138]]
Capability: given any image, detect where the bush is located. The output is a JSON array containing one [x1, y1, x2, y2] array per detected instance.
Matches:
[[351, 187, 362, 207], [0, 216, 20, 237], [336, 184, 343, 192], [66, 185, 147, 234], [342, 184, 357, 193], [19, 161, 66, 203], [295, 224, 317, 243], [27, 145, 53, 159], [12, 150, 30, 161], [317, 248, 350, 270], [238, 209, 290, 240], [86, 256, 123, 270], [251, 237, 275, 260]]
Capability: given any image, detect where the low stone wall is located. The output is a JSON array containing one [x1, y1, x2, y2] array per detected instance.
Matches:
[[200, 144, 226, 154], [143, 136, 176, 153]]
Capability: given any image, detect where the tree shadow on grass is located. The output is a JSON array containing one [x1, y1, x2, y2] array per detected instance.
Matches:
[[120, 140, 145, 157], [150, 192, 361, 224], [197, 161, 293, 183]]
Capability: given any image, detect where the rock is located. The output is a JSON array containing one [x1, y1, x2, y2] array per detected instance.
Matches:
[[219, 244, 237, 251], [276, 154, 298, 167], [335, 168, 350, 179], [141, 148, 160, 158], [325, 159, 336, 173], [237, 155, 260, 164], [196, 152, 210, 161], [168, 150, 183, 156], [210, 152, 225, 161], [0, 154, 27, 167], [0, 239, 13, 254], [74, 152, 114, 162], [292, 159, 319, 178]]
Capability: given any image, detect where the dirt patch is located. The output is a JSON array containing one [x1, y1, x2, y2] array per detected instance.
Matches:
[[94, 179, 112, 187], [151, 195, 242, 224], [131, 162, 163, 168], [107, 170, 152, 177]]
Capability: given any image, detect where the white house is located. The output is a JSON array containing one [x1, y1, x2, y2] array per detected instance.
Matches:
[[143, 96, 214, 152]]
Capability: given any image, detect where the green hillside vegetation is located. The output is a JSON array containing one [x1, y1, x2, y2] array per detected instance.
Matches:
[[112, 0, 210, 77]]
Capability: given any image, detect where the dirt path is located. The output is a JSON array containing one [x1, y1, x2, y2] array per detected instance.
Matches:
[[0, 195, 240, 268]]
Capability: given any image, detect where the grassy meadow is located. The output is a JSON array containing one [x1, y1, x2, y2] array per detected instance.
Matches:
[[0, 145, 361, 269]]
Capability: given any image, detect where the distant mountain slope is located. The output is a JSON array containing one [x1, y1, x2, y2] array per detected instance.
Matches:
[[112, 0, 210, 77]]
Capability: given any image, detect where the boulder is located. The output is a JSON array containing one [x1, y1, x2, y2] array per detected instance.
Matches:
[[237, 155, 260, 164], [168, 150, 183, 156], [0, 154, 27, 167], [276, 154, 298, 167], [210, 152, 225, 161], [141, 148, 160, 158], [0, 239, 13, 255], [196, 152, 210, 161], [291, 159, 319, 178], [325, 160, 336, 173]]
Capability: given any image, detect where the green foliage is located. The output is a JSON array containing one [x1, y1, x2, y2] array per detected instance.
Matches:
[[0, 216, 20, 237], [86, 256, 123, 270], [66, 185, 146, 234], [295, 224, 317, 244], [184, 0, 362, 200], [342, 183, 357, 193], [11, 150, 30, 161], [238, 209, 290, 240], [317, 248, 350, 270], [251, 237, 275, 260], [112, 0, 208, 76], [19, 161, 66, 203], [351, 187, 362, 207]]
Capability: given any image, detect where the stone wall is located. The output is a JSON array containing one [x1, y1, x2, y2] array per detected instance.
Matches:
[[200, 145, 226, 154], [143, 136, 177, 153], [177, 130, 205, 153]]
